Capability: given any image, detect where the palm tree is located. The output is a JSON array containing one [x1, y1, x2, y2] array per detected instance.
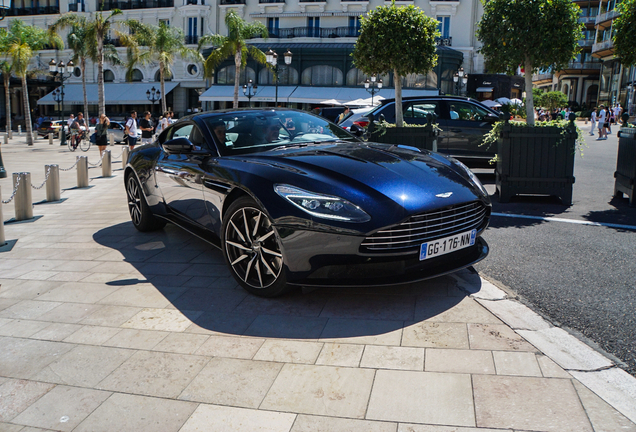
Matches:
[[0, 60, 13, 138], [198, 10, 269, 108], [50, 9, 123, 115], [3, 20, 62, 146], [118, 21, 203, 114], [62, 19, 90, 123]]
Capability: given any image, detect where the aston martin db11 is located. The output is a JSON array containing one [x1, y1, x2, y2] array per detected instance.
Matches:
[[125, 108, 491, 297]]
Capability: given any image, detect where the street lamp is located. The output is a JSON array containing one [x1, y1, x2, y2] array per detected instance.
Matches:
[[49, 59, 74, 147], [242, 80, 258, 107], [146, 86, 161, 114], [266, 48, 292, 106], [453, 67, 468, 96], [364, 75, 383, 106]]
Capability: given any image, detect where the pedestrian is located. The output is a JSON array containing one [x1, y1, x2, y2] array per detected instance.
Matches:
[[66, 113, 75, 129], [139, 111, 154, 145], [337, 106, 351, 124], [124, 111, 139, 150], [590, 107, 597, 136], [597, 105, 607, 140], [95, 113, 110, 156], [168, 111, 175, 124], [157, 111, 169, 136]]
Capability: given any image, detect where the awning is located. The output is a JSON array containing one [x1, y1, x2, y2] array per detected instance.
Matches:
[[476, 87, 494, 92], [37, 82, 180, 106], [199, 85, 439, 105]]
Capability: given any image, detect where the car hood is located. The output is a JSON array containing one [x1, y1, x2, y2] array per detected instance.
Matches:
[[247, 142, 485, 213]]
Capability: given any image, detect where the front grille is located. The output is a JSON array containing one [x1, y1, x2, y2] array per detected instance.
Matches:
[[360, 201, 489, 253]]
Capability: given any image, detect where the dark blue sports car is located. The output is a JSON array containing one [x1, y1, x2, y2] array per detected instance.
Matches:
[[125, 108, 491, 297]]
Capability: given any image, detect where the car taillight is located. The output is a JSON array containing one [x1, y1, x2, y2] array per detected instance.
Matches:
[[353, 120, 369, 128]]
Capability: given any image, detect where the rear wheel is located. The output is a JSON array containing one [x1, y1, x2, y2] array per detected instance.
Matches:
[[126, 174, 166, 232], [222, 197, 288, 297], [80, 137, 90, 152]]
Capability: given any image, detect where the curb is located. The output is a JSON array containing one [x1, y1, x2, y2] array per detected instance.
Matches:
[[453, 272, 636, 424]]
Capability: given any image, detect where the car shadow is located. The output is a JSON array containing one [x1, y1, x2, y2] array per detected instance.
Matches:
[[584, 198, 636, 230], [92, 222, 487, 340]]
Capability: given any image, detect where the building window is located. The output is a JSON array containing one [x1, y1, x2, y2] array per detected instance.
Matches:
[[155, 69, 173, 81], [437, 16, 450, 39], [131, 69, 144, 82], [348, 16, 360, 37], [268, 18, 279, 36], [301, 65, 342, 86], [307, 17, 320, 38], [104, 69, 115, 82], [187, 17, 198, 45], [217, 66, 256, 84], [259, 66, 299, 85], [159, 19, 170, 26]]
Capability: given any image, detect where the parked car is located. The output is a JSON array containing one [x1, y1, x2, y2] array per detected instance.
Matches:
[[338, 107, 374, 131], [354, 96, 501, 168], [108, 121, 126, 143], [37, 120, 68, 137], [313, 106, 346, 123], [125, 108, 491, 297]]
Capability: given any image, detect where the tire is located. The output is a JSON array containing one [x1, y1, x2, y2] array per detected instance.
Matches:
[[222, 197, 289, 297], [80, 138, 91, 152], [126, 174, 167, 232], [67, 136, 77, 152]]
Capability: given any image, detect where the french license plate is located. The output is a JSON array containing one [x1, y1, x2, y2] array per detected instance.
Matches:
[[419, 229, 477, 261]]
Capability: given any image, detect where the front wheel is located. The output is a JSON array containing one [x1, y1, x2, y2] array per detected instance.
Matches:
[[67, 136, 77, 152], [80, 137, 91, 152], [126, 174, 166, 232], [222, 197, 289, 297]]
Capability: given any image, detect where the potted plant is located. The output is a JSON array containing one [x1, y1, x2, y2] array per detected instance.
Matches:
[[477, 0, 584, 204], [367, 113, 439, 152]]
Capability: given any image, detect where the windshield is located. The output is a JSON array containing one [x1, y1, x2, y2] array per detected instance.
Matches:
[[202, 109, 358, 156]]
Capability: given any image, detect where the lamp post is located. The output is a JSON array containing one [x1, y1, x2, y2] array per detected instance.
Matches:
[[266, 48, 292, 106], [364, 75, 383, 105], [242, 80, 258, 107], [146, 86, 161, 115], [49, 59, 74, 147], [453, 67, 468, 96]]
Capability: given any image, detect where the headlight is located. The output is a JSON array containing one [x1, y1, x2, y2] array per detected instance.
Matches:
[[274, 185, 371, 223], [449, 158, 489, 196]]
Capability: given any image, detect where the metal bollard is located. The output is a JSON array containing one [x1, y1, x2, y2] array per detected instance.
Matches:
[[101, 150, 112, 177], [76, 156, 89, 188], [13, 172, 33, 221], [7, 130, 12, 140], [109, 133, 114, 146], [49, 133, 53, 145], [17, 125, 21, 136], [33, 131, 38, 142], [0, 185, 5, 246], [3, 133, 7, 145], [46, 165, 61, 202], [122, 146, 130, 170]]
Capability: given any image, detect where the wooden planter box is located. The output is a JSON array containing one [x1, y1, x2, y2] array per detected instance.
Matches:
[[495, 120, 576, 205], [614, 127, 636, 206], [369, 126, 438, 152]]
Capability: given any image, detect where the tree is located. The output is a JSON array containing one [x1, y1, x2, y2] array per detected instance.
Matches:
[[118, 21, 203, 114], [540, 91, 569, 111], [0, 60, 13, 136], [612, 0, 636, 68], [51, 9, 123, 115], [352, 2, 439, 127], [198, 10, 269, 109], [2, 20, 62, 146], [477, 0, 583, 126]]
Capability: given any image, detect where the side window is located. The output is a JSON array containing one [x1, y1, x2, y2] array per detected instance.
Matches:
[[375, 103, 396, 123], [170, 124, 194, 140], [404, 102, 439, 119], [449, 102, 490, 122]]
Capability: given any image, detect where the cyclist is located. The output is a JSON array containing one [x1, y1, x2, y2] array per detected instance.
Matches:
[[70, 112, 87, 148]]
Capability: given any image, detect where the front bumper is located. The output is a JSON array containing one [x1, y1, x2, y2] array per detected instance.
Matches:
[[277, 227, 489, 287]]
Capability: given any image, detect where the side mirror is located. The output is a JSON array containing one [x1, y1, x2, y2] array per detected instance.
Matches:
[[350, 124, 365, 137], [162, 137, 193, 154]]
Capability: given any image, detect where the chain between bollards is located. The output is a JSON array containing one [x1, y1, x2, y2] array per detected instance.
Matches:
[[1, 175, 20, 204], [0, 186, 5, 246], [31, 165, 52, 190]]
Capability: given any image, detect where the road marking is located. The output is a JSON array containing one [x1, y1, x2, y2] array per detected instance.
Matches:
[[491, 212, 636, 231]]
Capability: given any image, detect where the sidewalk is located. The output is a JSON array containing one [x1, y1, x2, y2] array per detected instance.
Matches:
[[1, 133, 635, 432]]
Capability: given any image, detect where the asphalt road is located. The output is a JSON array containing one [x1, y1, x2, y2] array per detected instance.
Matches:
[[474, 120, 636, 376]]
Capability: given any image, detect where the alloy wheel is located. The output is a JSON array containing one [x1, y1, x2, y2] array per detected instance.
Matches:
[[126, 176, 142, 226]]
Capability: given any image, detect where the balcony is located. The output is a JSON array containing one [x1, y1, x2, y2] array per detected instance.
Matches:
[[259, 0, 285, 3], [185, 35, 199, 44], [436, 37, 452, 47], [579, 16, 596, 25], [220, 0, 245, 4], [567, 61, 602, 70], [263, 26, 360, 38], [100, 0, 174, 10], [592, 39, 614, 56], [595, 9, 619, 26], [579, 38, 594, 47]]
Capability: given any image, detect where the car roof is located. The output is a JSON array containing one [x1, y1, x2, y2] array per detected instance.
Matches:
[[378, 95, 483, 105]]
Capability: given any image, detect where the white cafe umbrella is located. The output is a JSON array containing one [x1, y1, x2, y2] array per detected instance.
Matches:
[[481, 99, 502, 108], [495, 97, 511, 104], [510, 98, 523, 105], [318, 99, 342, 105]]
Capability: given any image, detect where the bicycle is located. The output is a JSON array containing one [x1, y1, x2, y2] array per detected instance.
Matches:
[[68, 129, 91, 152]]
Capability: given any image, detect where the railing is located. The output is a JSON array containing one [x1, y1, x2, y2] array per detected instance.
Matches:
[[436, 37, 452, 46], [579, 16, 596, 24], [567, 61, 602, 70], [220, 0, 245, 4], [533, 73, 553, 81], [263, 26, 360, 39], [595, 9, 620, 25], [579, 39, 594, 47], [185, 35, 199, 45], [259, 0, 285, 3], [299, 0, 326, 2], [592, 39, 614, 54], [100, 0, 174, 10], [103, 37, 124, 47], [8, 5, 61, 15]]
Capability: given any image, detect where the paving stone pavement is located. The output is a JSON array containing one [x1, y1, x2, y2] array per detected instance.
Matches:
[[1, 133, 636, 432]]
